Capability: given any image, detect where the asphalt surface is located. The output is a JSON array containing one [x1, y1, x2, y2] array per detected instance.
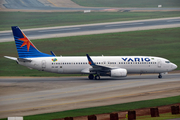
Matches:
[[0, 73, 180, 118], [0, 17, 180, 42], [2, 0, 180, 11]]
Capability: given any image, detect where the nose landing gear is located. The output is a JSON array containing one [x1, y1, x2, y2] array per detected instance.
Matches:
[[158, 73, 162, 78]]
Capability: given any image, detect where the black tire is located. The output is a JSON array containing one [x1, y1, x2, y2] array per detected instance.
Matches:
[[95, 75, 100, 80], [158, 74, 162, 78], [88, 74, 94, 80]]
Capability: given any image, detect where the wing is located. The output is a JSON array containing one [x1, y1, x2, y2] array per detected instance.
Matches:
[[86, 54, 117, 73], [85, 54, 127, 77]]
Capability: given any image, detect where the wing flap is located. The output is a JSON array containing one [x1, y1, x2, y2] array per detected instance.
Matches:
[[81, 67, 95, 74]]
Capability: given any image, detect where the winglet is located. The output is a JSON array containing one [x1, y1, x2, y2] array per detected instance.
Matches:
[[50, 51, 56, 56], [86, 54, 95, 66]]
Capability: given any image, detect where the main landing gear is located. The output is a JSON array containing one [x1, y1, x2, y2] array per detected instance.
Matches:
[[88, 74, 100, 80], [158, 73, 162, 78]]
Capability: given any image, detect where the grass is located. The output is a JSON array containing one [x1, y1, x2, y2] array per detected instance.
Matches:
[[72, 0, 180, 7], [0, 27, 180, 76], [0, 11, 180, 31], [0, 95, 179, 120]]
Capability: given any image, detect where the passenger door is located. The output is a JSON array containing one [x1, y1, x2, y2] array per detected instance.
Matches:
[[42, 60, 46, 70], [157, 59, 161, 68]]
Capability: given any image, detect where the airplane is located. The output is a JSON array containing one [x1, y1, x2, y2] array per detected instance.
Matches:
[[4, 26, 177, 80]]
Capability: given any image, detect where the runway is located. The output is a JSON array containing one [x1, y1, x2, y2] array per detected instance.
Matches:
[[0, 17, 180, 42], [0, 73, 180, 118]]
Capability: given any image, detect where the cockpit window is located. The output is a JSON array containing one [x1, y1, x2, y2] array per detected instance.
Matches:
[[165, 61, 170, 63]]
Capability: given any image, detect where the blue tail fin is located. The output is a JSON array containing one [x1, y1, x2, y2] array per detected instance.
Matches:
[[11, 26, 54, 58]]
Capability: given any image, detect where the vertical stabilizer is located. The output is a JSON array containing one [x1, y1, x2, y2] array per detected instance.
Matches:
[[11, 26, 54, 58]]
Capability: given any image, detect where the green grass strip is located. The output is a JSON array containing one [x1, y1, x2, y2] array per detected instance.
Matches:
[[0, 11, 180, 31], [1, 95, 179, 120]]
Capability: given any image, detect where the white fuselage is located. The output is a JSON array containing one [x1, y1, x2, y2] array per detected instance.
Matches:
[[18, 56, 177, 75], [8, 26, 177, 79]]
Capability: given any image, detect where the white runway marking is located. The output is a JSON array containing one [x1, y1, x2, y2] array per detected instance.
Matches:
[[167, 19, 180, 22], [38, 28, 80, 32], [0, 33, 11, 36], [105, 23, 144, 27]]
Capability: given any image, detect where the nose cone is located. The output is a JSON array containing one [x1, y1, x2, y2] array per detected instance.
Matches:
[[172, 63, 177, 70]]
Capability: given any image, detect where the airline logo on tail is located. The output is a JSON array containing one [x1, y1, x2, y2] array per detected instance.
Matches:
[[18, 32, 36, 51]]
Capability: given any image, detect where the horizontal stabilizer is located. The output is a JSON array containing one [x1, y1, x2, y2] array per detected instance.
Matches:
[[4, 56, 17, 61]]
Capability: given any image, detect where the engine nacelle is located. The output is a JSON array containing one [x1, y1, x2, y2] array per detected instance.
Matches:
[[111, 68, 127, 77]]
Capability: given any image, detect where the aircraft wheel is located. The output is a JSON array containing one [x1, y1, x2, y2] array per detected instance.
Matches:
[[88, 74, 94, 80], [158, 74, 162, 78], [95, 75, 100, 80]]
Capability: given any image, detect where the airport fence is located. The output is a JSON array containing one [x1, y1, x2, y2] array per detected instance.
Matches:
[[52, 105, 180, 120]]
